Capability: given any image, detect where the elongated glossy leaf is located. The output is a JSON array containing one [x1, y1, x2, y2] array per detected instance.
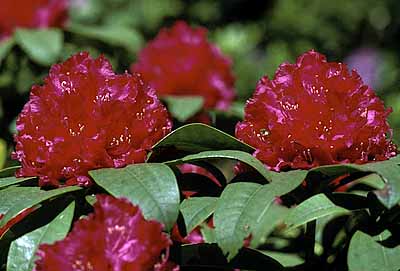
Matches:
[[200, 222, 216, 243], [68, 24, 143, 54], [250, 204, 289, 248], [14, 28, 63, 66], [152, 123, 254, 154], [166, 150, 307, 186], [214, 180, 300, 260], [166, 150, 272, 180], [85, 195, 96, 206], [0, 176, 35, 189], [356, 173, 385, 190], [0, 37, 14, 67], [214, 182, 260, 259], [389, 154, 400, 164], [285, 194, 350, 230], [0, 186, 81, 229], [180, 197, 217, 233], [89, 163, 179, 231], [362, 161, 400, 208], [312, 160, 400, 208], [7, 202, 75, 271], [0, 138, 6, 168], [0, 166, 21, 178], [268, 169, 308, 185], [261, 251, 304, 267], [163, 96, 204, 122], [348, 231, 400, 271]]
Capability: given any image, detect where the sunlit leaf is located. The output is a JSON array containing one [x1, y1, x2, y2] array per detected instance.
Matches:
[[0, 176, 36, 189], [7, 202, 75, 271], [348, 231, 400, 271], [14, 28, 63, 66], [163, 95, 204, 122], [214, 179, 301, 260], [180, 197, 217, 233], [0, 186, 81, 229], [67, 23, 143, 54], [151, 123, 254, 156], [89, 163, 179, 231], [285, 194, 350, 230]]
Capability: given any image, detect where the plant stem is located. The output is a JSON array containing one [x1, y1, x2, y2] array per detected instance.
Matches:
[[305, 220, 316, 270]]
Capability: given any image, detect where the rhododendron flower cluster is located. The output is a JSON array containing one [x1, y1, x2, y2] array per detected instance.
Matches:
[[0, 0, 68, 39], [132, 21, 235, 111], [13, 52, 172, 187], [236, 50, 397, 171], [35, 195, 174, 271]]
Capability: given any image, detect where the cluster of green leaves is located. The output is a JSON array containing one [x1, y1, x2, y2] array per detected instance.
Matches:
[[0, 124, 399, 270]]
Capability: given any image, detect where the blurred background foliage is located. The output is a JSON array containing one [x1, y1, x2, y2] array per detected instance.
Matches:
[[1, 0, 400, 165]]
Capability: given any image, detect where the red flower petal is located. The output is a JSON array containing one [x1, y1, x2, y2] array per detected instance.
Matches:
[[35, 195, 172, 271], [236, 50, 397, 171], [0, 0, 68, 39], [132, 21, 235, 111], [13, 52, 172, 187]]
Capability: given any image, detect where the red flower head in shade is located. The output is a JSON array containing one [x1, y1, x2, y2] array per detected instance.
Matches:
[[13, 52, 172, 187], [0, 0, 68, 39], [236, 50, 397, 171], [35, 195, 175, 271], [131, 21, 235, 112]]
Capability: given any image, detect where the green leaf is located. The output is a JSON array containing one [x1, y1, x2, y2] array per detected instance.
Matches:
[[0, 186, 81, 229], [0, 138, 7, 168], [0, 166, 20, 178], [362, 161, 400, 209], [0, 176, 35, 189], [285, 194, 350, 230], [89, 163, 179, 231], [151, 123, 254, 155], [200, 222, 216, 243], [85, 195, 96, 206], [211, 101, 245, 120], [180, 197, 217, 233], [0, 38, 14, 67], [163, 96, 204, 122], [67, 24, 143, 54], [348, 231, 400, 271], [214, 180, 299, 260], [261, 251, 304, 267], [268, 169, 308, 185], [14, 28, 63, 66], [250, 204, 289, 248], [214, 182, 260, 259], [312, 160, 400, 208], [166, 150, 272, 180], [356, 173, 385, 190], [389, 154, 400, 164], [6, 202, 75, 271], [166, 150, 307, 186]]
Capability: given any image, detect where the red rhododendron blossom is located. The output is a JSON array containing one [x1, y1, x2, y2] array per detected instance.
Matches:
[[13, 52, 172, 187], [35, 195, 173, 271], [0, 0, 68, 39], [236, 50, 397, 171], [131, 21, 235, 111]]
